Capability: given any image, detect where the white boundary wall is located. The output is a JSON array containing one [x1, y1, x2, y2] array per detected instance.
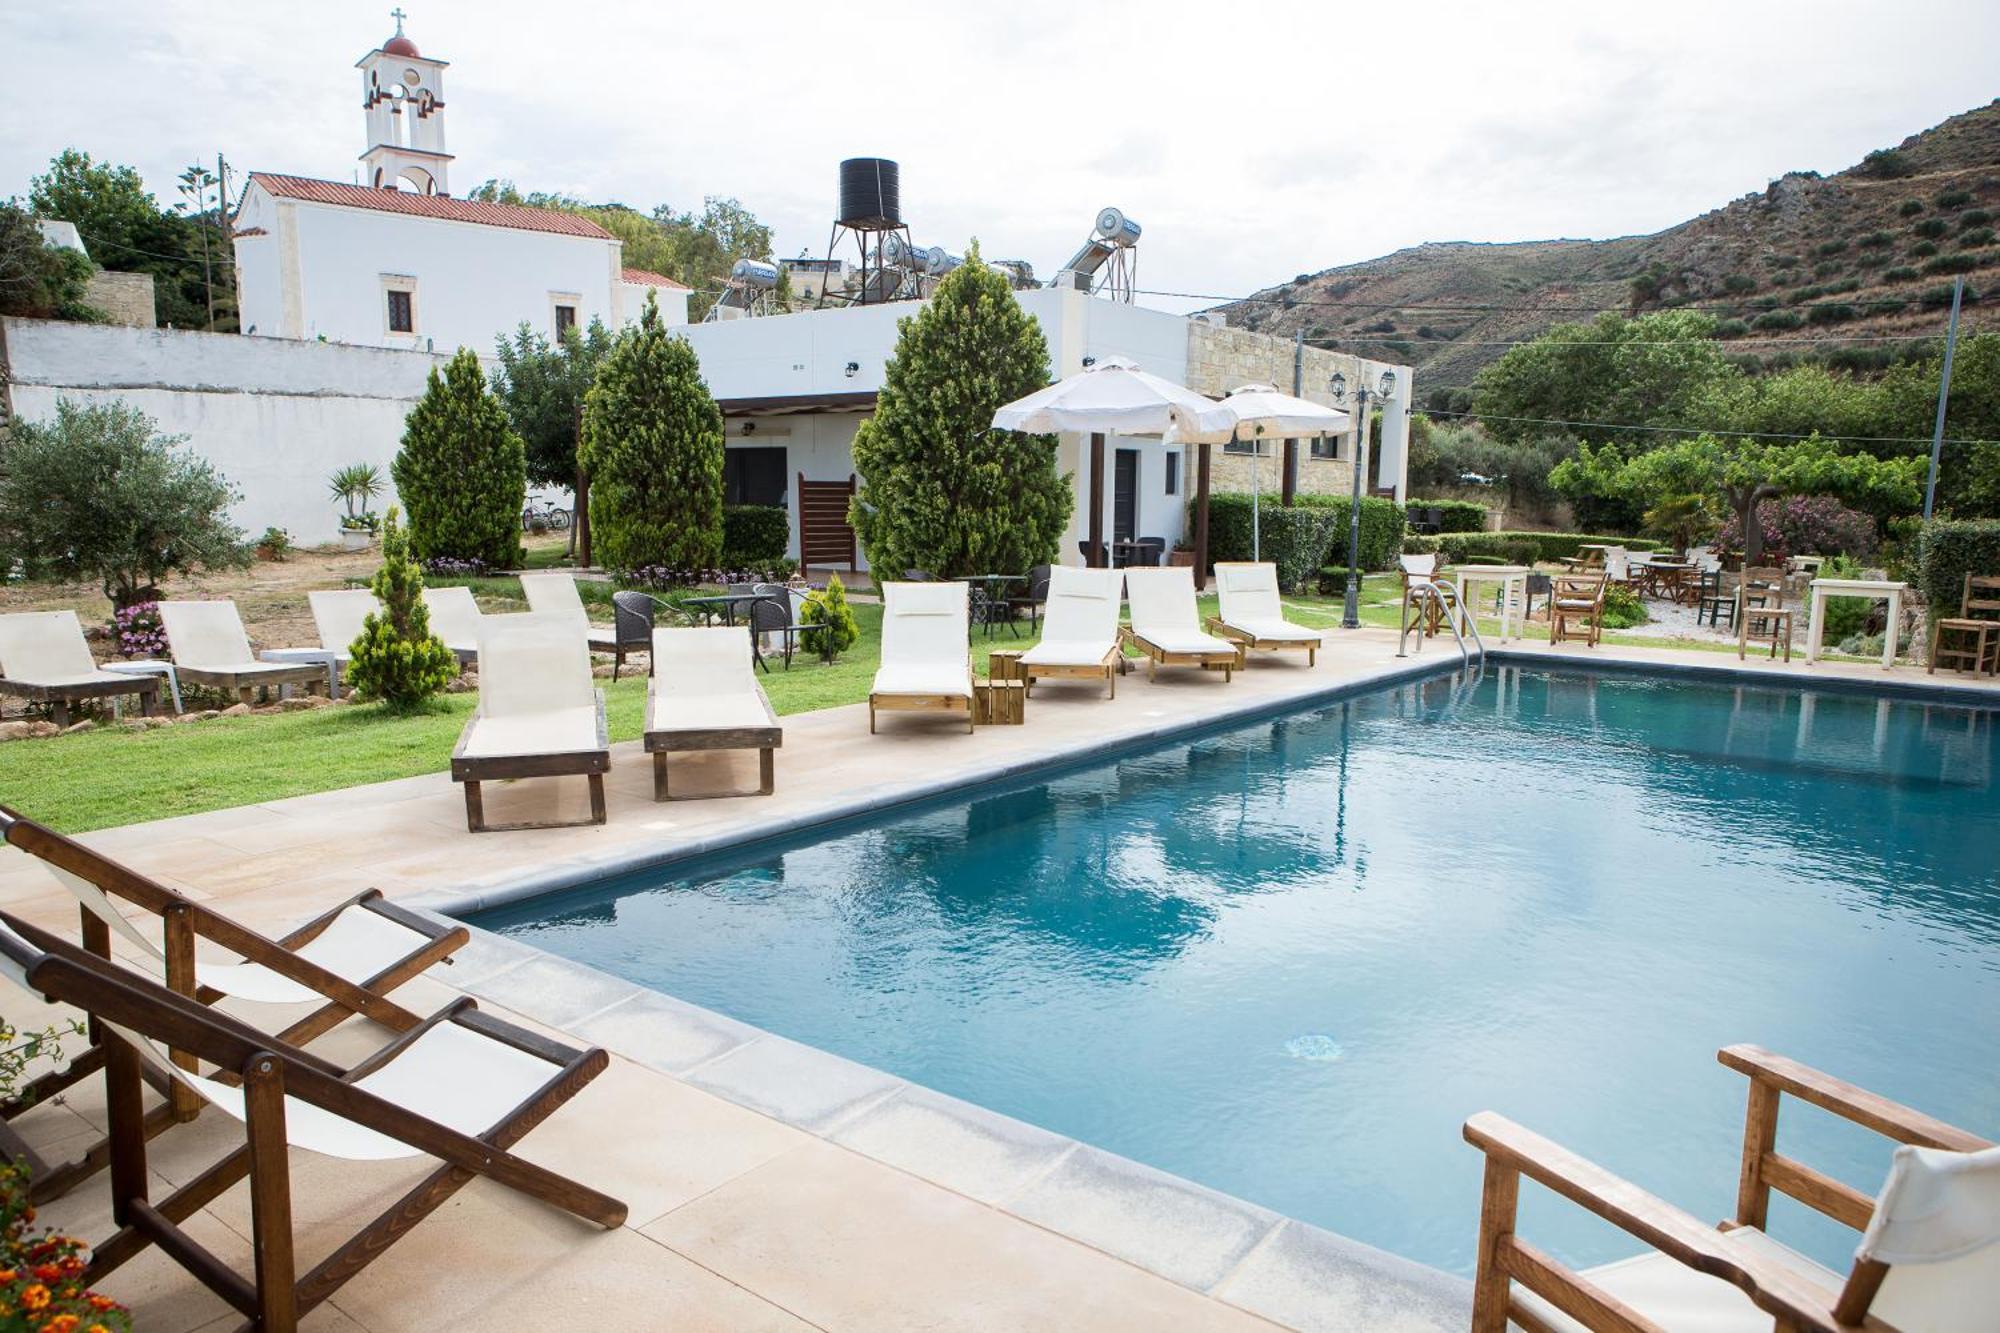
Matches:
[[2, 319, 447, 544]]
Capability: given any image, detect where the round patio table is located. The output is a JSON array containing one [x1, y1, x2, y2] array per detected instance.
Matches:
[[956, 575, 1025, 638], [680, 592, 769, 627]]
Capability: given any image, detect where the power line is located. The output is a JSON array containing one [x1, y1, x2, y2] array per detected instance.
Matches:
[[1143, 284, 1986, 318], [1303, 331, 1947, 349], [1423, 406, 1984, 447]]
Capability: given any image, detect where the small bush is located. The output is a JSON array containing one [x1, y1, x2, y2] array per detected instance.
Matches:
[[1722, 274, 1757, 293], [1600, 582, 1647, 629], [255, 526, 292, 560], [1858, 149, 1915, 179], [1409, 498, 1487, 532], [1957, 227, 1995, 249], [1818, 554, 1872, 640], [1713, 318, 1750, 337], [1807, 302, 1857, 324], [1815, 239, 1850, 257], [1883, 265, 1920, 282], [800, 572, 859, 661], [1899, 199, 1925, 216], [1920, 283, 1976, 309], [1910, 241, 1940, 258], [346, 509, 458, 708], [721, 504, 790, 569], [1914, 519, 2000, 626], [1937, 189, 1973, 209], [1401, 534, 1442, 555], [1857, 230, 1894, 249], [1913, 218, 1948, 239], [1437, 531, 1656, 564], [1961, 209, 1994, 230], [1925, 253, 1979, 275], [1753, 310, 1804, 331]]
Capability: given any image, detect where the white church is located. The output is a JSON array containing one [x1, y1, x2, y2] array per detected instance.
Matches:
[[232, 14, 688, 353]]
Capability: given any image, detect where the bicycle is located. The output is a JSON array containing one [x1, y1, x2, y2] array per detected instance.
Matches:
[[521, 496, 570, 531]]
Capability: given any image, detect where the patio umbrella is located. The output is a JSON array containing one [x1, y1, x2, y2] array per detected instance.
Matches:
[[1167, 384, 1350, 560], [992, 357, 1231, 567]]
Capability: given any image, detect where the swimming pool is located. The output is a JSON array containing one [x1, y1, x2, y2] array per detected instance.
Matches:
[[476, 665, 2000, 1276]]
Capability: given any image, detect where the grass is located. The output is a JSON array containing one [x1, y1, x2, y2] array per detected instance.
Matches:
[[1, 571, 1881, 833]]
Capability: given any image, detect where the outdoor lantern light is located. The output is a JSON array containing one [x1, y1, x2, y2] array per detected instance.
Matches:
[[844, 361, 860, 377], [1332, 368, 1380, 630]]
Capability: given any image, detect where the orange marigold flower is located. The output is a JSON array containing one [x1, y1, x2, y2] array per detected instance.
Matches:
[[32, 1264, 60, 1282], [40, 1313, 80, 1333], [86, 1295, 117, 1311], [0, 1267, 16, 1281], [58, 1257, 83, 1276], [21, 1283, 50, 1310]]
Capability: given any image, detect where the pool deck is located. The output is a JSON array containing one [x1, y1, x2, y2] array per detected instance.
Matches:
[[2, 630, 1995, 1331]]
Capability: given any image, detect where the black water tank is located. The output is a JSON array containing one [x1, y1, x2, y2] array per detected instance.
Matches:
[[838, 158, 901, 228]]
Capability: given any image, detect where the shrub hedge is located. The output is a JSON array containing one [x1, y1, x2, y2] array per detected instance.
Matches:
[[1914, 518, 2000, 621], [1196, 492, 1405, 590], [1409, 498, 1487, 532], [1439, 530, 1659, 563], [721, 504, 790, 568]]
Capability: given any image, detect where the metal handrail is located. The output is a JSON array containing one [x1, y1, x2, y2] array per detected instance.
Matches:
[[1397, 578, 1483, 666]]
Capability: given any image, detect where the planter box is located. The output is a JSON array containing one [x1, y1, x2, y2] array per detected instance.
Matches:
[[339, 529, 377, 551], [1167, 548, 1196, 567]]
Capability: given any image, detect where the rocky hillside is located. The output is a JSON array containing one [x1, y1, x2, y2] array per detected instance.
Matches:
[[1219, 100, 2000, 395]]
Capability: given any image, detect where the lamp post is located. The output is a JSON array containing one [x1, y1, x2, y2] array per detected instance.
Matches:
[[1330, 368, 1397, 630]]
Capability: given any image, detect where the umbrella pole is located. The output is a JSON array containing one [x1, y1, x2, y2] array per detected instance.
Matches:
[[1247, 429, 1259, 563], [1089, 431, 1106, 567], [1194, 442, 1212, 590]]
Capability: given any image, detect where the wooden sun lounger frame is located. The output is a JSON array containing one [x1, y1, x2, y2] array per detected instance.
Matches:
[[644, 676, 782, 800], [1120, 627, 1239, 681], [1020, 646, 1123, 699], [1461, 1043, 1993, 1333], [449, 690, 610, 832], [868, 683, 976, 733], [0, 806, 467, 1202], [0, 673, 160, 727], [175, 660, 332, 705], [0, 910, 623, 1333], [1205, 615, 1318, 666]]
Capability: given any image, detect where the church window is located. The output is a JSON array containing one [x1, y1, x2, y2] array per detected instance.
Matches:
[[386, 289, 414, 333], [555, 304, 577, 336]]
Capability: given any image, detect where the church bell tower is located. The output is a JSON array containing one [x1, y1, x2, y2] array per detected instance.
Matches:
[[357, 10, 453, 195]]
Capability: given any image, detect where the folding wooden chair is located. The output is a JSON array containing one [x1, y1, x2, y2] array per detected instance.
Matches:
[[0, 910, 625, 1333], [0, 805, 466, 1200]]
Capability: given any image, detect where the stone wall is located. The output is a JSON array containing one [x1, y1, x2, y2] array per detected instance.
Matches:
[[83, 271, 156, 328]]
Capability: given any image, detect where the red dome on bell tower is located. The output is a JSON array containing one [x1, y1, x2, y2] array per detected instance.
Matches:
[[381, 9, 418, 57]]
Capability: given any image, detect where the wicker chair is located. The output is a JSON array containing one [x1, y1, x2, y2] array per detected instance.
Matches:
[[746, 590, 808, 670], [1008, 564, 1054, 634], [607, 590, 659, 681]]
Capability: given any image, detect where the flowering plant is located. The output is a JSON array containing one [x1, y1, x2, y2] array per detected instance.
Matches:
[[1717, 495, 1877, 564], [112, 603, 167, 659], [420, 556, 491, 578], [618, 563, 793, 591]]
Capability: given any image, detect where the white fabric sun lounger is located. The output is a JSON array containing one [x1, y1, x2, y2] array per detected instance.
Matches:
[[259, 588, 383, 698], [1123, 566, 1239, 682], [450, 613, 609, 831], [0, 609, 161, 725], [420, 585, 486, 663], [519, 570, 619, 653], [1018, 566, 1125, 699], [158, 599, 331, 703], [869, 581, 974, 733], [645, 626, 781, 799], [1209, 562, 1321, 666]]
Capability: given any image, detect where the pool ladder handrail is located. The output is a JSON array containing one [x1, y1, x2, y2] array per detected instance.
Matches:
[[1397, 578, 1484, 666]]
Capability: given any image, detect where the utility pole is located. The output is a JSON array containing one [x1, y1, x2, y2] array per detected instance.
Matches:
[[1922, 275, 1964, 520]]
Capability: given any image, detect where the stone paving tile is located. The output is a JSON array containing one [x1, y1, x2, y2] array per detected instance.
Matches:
[[1211, 1220, 1472, 1332], [1003, 1144, 1284, 1294], [684, 1033, 905, 1135], [569, 986, 762, 1075], [828, 1082, 1079, 1205], [457, 949, 645, 1028]]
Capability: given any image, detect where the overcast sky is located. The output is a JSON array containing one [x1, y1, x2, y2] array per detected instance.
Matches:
[[6, 0, 1996, 312]]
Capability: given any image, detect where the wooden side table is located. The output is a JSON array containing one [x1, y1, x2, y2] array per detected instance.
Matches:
[[987, 650, 1024, 682], [974, 679, 1025, 725]]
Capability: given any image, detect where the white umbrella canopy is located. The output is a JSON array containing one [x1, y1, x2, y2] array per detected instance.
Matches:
[[991, 356, 1233, 438], [1162, 382, 1351, 445]]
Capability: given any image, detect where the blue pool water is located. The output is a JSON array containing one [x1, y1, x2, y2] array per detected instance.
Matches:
[[478, 666, 2000, 1275]]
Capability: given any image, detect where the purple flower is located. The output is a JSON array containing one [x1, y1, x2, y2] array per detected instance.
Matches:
[[114, 602, 169, 658]]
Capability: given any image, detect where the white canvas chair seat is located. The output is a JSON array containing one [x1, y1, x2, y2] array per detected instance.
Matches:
[[157, 600, 265, 669], [1516, 1229, 1842, 1333], [870, 663, 974, 697], [460, 705, 599, 758], [115, 1017, 556, 1163], [871, 583, 973, 701], [1224, 616, 1321, 644], [421, 586, 484, 654], [646, 626, 780, 798], [1213, 563, 1317, 646], [0, 610, 108, 681], [650, 691, 769, 732], [43, 862, 433, 1007], [520, 572, 617, 649], [1021, 568, 1123, 664], [1138, 627, 1237, 655], [307, 589, 383, 662], [1125, 568, 1238, 669], [1021, 637, 1118, 667], [1554, 596, 1600, 610]]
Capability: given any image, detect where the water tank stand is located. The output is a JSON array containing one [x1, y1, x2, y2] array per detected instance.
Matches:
[[817, 221, 914, 308]]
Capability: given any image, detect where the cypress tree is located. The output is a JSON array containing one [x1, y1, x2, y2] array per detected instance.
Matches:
[[850, 248, 1069, 578], [346, 508, 458, 708], [579, 291, 725, 571], [392, 347, 526, 567]]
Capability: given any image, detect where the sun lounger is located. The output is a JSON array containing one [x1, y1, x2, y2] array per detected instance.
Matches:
[[1206, 562, 1320, 666], [1122, 566, 1239, 681], [0, 804, 465, 1200], [519, 570, 619, 654], [0, 609, 160, 726], [0, 909, 623, 1332], [450, 613, 610, 831], [420, 585, 485, 664], [258, 588, 383, 698], [869, 581, 974, 733], [1462, 1044, 1997, 1332], [645, 626, 781, 799], [158, 599, 331, 703], [1019, 566, 1125, 699]]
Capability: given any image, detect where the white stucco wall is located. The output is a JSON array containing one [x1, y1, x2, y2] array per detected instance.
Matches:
[[233, 184, 623, 355], [618, 281, 690, 329], [2, 318, 447, 544]]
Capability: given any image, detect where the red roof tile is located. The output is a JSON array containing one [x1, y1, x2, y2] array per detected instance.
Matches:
[[246, 173, 613, 240], [622, 267, 690, 290]]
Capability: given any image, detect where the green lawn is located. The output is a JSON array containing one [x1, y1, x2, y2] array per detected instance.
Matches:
[[0, 572, 1870, 833]]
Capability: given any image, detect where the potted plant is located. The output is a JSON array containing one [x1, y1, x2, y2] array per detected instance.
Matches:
[[254, 526, 292, 561], [1168, 545, 1196, 567], [328, 462, 385, 550]]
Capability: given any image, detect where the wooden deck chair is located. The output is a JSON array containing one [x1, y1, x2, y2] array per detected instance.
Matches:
[[1548, 573, 1608, 647], [1400, 554, 1454, 636], [1928, 573, 2000, 676], [0, 805, 466, 1199], [1463, 1044, 1997, 1332], [1019, 566, 1125, 699], [419, 585, 486, 666], [0, 910, 624, 1333], [1123, 567, 1239, 681], [518, 571, 619, 655], [0, 609, 159, 726], [868, 582, 974, 733], [158, 600, 330, 704], [450, 614, 610, 832], [645, 626, 781, 799], [1738, 566, 1794, 662], [1208, 562, 1319, 665]]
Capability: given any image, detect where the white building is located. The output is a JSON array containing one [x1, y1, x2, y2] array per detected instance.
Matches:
[[677, 287, 1412, 575], [231, 17, 687, 354]]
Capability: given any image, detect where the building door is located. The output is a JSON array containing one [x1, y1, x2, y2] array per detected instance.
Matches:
[[724, 447, 788, 507], [1113, 448, 1140, 544]]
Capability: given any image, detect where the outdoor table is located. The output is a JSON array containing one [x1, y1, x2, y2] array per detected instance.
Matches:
[[260, 646, 345, 699], [1805, 577, 1907, 669], [957, 575, 1024, 638], [100, 659, 184, 714], [1451, 565, 1531, 642], [681, 592, 768, 627]]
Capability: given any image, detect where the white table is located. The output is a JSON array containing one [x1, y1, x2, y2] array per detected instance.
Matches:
[[1805, 578, 1906, 669], [260, 647, 346, 698], [1451, 565, 1532, 642], [100, 659, 184, 714]]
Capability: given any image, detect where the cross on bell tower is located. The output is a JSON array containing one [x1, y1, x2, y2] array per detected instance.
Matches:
[[356, 10, 453, 195]]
